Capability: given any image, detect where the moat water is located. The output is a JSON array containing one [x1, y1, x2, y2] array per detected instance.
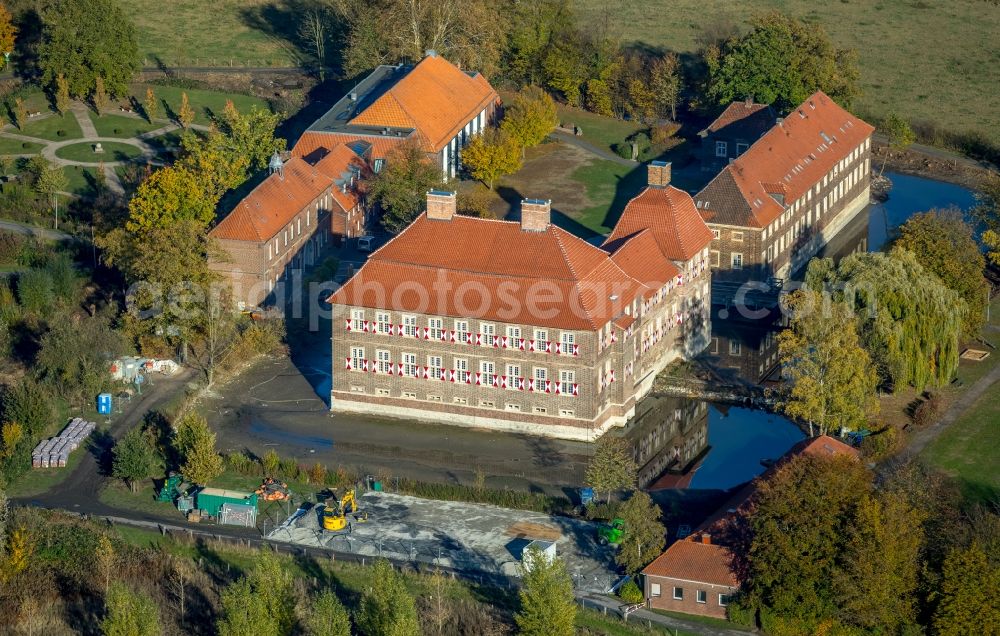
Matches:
[[631, 172, 978, 492]]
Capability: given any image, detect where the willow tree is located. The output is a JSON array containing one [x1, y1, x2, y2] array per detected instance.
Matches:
[[805, 250, 964, 392], [777, 290, 879, 436]]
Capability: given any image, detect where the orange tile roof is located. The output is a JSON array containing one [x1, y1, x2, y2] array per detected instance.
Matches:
[[607, 229, 680, 293], [211, 144, 364, 242], [292, 131, 404, 164], [696, 91, 874, 228], [330, 214, 673, 331], [704, 100, 772, 134], [604, 186, 713, 262], [348, 55, 498, 153], [643, 539, 740, 588]]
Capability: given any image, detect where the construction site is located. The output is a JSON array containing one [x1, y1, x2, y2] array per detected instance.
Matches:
[[266, 490, 619, 593]]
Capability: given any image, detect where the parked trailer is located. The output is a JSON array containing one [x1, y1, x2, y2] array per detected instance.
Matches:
[[195, 487, 258, 518]]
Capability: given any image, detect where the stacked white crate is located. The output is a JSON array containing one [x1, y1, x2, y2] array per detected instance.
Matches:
[[31, 418, 96, 469]]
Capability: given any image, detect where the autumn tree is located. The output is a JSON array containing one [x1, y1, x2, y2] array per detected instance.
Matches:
[[123, 165, 217, 232], [92, 76, 108, 114], [501, 86, 557, 155], [101, 582, 161, 636], [302, 589, 351, 636], [645, 53, 682, 121], [32, 158, 68, 228], [370, 142, 445, 234], [705, 11, 859, 111], [143, 87, 158, 122], [37, 0, 138, 98], [217, 549, 295, 636], [111, 427, 157, 493], [515, 549, 576, 636], [585, 434, 636, 503], [878, 111, 915, 176], [461, 128, 522, 190], [933, 542, 1000, 634], [0, 525, 32, 582], [2, 379, 53, 438], [973, 173, 1000, 266], [456, 185, 495, 219], [0, 2, 15, 69], [94, 534, 117, 592], [895, 208, 989, 337], [54, 74, 70, 114], [806, 250, 964, 391], [834, 491, 925, 632], [175, 412, 224, 485], [777, 290, 879, 436], [12, 96, 25, 129], [355, 559, 421, 636], [178, 92, 195, 128], [746, 453, 870, 626], [217, 101, 286, 172], [615, 491, 666, 574]]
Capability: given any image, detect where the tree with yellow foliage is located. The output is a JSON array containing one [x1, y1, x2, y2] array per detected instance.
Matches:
[[178, 92, 195, 128], [462, 128, 522, 190], [0, 2, 17, 71]]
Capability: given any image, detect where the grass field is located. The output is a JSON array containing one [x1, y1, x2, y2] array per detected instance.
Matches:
[[55, 141, 145, 163], [121, 0, 298, 68], [89, 113, 163, 138], [576, 0, 1000, 147], [130, 83, 272, 126], [16, 113, 83, 142], [0, 137, 44, 154], [61, 165, 101, 195]]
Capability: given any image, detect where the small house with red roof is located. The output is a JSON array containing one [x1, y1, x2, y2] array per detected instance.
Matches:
[[695, 91, 874, 282], [327, 162, 713, 439], [641, 435, 860, 619], [698, 98, 777, 173]]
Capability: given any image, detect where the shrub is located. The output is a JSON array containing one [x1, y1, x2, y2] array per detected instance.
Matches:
[[15, 268, 55, 315], [226, 452, 255, 476], [585, 501, 621, 521], [860, 425, 901, 460], [613, 142, 633, 160], [913, 393, 943, 427], [726, 596, 756, 627], [113, 128, 122, 135], [56, 129, 66, 137], [277, 457, 300, 480], [0, 231, 27, 265], [651, 122, 681, 145], [262, 449, 280, 477], [307, 462, 327, 485], [21, 142, 31, 149], [618, 578, 644, 603]]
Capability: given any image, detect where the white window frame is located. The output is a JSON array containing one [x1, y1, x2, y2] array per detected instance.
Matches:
[[560, 331, 575, 355], [673, 587, 684, 601], [711, 229, 720, 240], [715, 141, 727, 157], [481, 323, 496, 347], [454, 320, 469, 343], [376, 312, 392, 334], [559, 370, 575, 395], [731, 252, 743, 269], [402, 315, 417, 338], [402, 353, 417, 377], [731, 231, 744, 242], [506, 325, 521, 340], [428, 317, 443, 340], [428, 355, 443, 380], [376, 349, 392, 374], [730, 341, 742, 356], [719, 593, 731, 607], [651, 583, 661, 598], [697, 590, 707, 604], [736, 142, 749, 154], [506, 364, 521, 388], [350, 346, 365, 371], [454, 358, 470, 383], [480, 360, 495, 386], [350, 308, 365, 331], [534, 329, 548, 344]]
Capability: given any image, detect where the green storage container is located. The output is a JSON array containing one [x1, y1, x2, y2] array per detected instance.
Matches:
[[196, 487, 257, 517], [372, 481, 382, 491]]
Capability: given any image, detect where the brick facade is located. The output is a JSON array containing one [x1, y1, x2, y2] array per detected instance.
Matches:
[[644, 574, 737, 620]]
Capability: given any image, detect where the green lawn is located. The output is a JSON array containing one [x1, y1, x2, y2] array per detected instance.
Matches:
[[923, 385, 1000, 504], [0, 136, 44, 154], [578, 609, 699, 636], [5, 442, 89, 498], [61, 165, 102, 195], [651, 608, 753, 632], [90, 113, 163, 138], [55, 141, 145, 163], [568, 159, 646, 236], [130, 83, 272, 126], [556, 104, 643, 155], [15, 113, 84, 142], [122, 0, 299, 68], [576, 0, 1000, 147]]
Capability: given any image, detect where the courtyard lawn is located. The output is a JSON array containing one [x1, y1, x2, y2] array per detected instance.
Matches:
[[0, 136, 44, 155], [16, 113, 84, 142], [90, 113, 164, 138], [61, 165, 102, 196], [555, 103, 644, 156], [130, 83, 272, 127], [122, 0, 298, 68], [55, 141, 145, 163], [569, 158, 646, 235], [576, 0, 1000, 148]]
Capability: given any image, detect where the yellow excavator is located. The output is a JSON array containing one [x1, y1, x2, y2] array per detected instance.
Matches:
[[320, 489, 368, 531]]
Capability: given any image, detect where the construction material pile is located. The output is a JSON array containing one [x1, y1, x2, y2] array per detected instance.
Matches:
[[31, 418, 95, 468]]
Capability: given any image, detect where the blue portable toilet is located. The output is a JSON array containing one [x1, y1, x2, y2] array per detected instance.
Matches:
[[580, 487, 594, 506], [97, 393, 112, 415]]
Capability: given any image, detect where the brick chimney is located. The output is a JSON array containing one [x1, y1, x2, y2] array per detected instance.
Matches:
[[701, 533, 712, 545], [426, 190, 456, 221], [648, 161, 672, 188], [521, 198, 551, 232]]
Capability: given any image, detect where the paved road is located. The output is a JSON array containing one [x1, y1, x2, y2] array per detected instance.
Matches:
[[0, 218, 73, 241], [17, 369, 196, 513]]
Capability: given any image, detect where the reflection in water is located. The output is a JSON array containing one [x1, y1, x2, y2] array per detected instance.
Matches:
[[866, 172, 977, 251], [620, 395, 804, 492]]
